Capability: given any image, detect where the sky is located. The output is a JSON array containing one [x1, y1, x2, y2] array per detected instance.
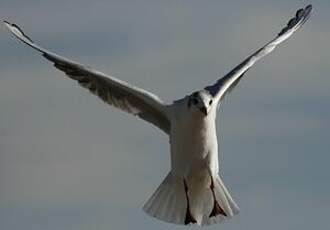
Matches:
[[0, 0, 329, 229]]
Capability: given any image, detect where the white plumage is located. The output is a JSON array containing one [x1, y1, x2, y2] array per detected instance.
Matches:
[[4, 4, 312, 226]]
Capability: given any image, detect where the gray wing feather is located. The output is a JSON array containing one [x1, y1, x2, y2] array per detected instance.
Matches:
[[205, 5, 312, 102], [4, 21, 171, 134]]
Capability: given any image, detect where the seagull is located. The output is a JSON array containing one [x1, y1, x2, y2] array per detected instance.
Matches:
[[4, 4, 312, 226]]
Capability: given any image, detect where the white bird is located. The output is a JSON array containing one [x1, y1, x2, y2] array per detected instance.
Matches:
[[4, 4, 312, 226]]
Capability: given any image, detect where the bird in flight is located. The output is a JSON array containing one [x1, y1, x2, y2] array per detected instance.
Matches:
[[4, 4, 312, 226]]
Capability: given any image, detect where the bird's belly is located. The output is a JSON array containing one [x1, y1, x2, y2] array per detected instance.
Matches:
[[170, 125, 218, 178]]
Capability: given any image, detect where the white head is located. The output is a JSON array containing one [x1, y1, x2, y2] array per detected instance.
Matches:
[[187, 90, 214, 116]]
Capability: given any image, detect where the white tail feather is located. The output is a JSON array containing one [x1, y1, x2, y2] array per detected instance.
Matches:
[[143, 172, 239, 226]]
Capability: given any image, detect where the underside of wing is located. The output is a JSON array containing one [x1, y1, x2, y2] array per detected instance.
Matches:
[[4, 20, 171, 134], [205, 4, 312, 103]]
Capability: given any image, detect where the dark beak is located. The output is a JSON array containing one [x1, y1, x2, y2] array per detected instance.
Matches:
[[200, 107, 208, 116]]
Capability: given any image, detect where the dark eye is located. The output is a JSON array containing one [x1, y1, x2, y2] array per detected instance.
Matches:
[[192, 98, 198, 105], [209, 100, 213, 105]]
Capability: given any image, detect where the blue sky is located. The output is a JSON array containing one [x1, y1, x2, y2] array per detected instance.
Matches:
[[1, 0, 329, 229]]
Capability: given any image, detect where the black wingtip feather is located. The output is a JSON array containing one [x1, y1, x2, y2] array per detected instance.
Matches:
[[278, 4, 312, 37], [4, 20, 34, 43], [296, 9, 304, 18]]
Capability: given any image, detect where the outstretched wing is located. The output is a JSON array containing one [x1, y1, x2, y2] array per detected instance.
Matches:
[[4, 21, 171, 134], [205, 4, 312, 103]]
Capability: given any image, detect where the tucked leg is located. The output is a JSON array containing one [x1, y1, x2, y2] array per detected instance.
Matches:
[[208, 174, 227, 218], [183, 179, 197, 225]]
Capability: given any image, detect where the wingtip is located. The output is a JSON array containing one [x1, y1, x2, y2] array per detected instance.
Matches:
[[3, 20, 11, 27], [305, 4, 313, 14], [3, 20, 34, 43], [277, 4, 313, 37], [3, 20, 14, 32]]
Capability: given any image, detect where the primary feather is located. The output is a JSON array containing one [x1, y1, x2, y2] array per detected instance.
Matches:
[[4, 20, 171, 134], [205, 5, 312, 103]]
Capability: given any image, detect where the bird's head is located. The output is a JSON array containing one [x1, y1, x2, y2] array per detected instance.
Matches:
[[187, 90, 213, 116]]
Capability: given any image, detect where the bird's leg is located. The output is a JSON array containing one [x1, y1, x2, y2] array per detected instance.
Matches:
[[208, 173, 227, 218], [183, 179, 197, 225]]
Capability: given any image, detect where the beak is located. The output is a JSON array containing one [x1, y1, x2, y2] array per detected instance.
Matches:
[[200, 107, 208, 116]]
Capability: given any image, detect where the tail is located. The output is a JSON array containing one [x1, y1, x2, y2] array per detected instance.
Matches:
[[143, 172, 239, 226]]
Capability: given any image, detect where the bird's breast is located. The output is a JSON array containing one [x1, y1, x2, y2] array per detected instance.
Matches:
[[169, 114, 218, 172]]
